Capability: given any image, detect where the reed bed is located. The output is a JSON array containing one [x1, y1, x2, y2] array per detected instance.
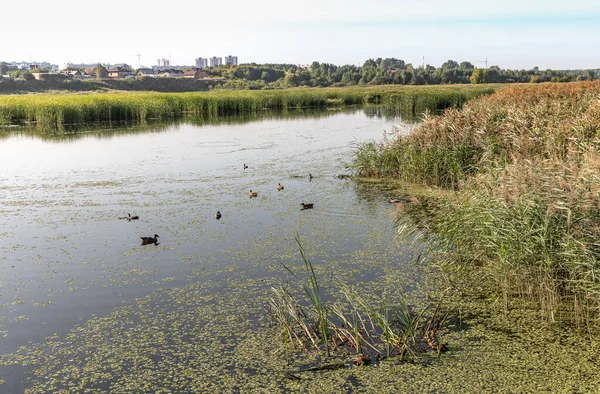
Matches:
[[0, 85, 494, 126], [352, 81, 600, 326]]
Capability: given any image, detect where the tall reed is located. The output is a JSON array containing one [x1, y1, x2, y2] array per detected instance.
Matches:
[[354, 82, 600, 325], [0, 85, 494, 126]]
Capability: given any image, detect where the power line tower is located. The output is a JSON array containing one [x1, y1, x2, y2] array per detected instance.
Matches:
[[476, 58, 488, 68], [129, 52, 141, 69]]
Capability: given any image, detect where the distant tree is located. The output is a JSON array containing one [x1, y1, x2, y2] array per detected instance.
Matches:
[[0, 62, 8, 75], [8, 70, 21, 79], [470, 69, 488, 84], [362, 59, 378, 68], [401, 70, 413, 85], [586, 70, 596, 81], [31, 67, 48, 73], [441, 60, 459, 70], [22, 71, 35, 81], [459, 61, 475, 69], [94, 64, 108, 79]]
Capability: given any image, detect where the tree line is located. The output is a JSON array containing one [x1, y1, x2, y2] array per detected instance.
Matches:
[[206, 58, 598, 89], [2, 58, 597, 89]]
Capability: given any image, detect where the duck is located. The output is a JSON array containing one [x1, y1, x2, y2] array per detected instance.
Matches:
[[128, 213, 139, 220], [277, 183, 284, 191], [140, 234, 159, 245], [243, 164, 249, 170], [300, 203, 314, 210], [309, 173, 313, 180], [216, 211, 222, 220], [249, 190, 258, 198]]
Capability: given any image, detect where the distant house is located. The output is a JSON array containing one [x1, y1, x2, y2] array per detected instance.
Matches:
[[108, 64, 134, 78], [183, 69, 209, 79], [137, 68, 156, 77], [60, 70, 82, 78], [157, 69, 185, 78]]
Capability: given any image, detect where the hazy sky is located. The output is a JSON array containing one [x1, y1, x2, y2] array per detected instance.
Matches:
[[1, 0, 598, 69]]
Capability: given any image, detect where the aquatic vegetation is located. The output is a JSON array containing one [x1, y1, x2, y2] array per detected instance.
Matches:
[[0, 85, 494, 126], [352, 81, 600, 325], [270, 239, 448, 363]]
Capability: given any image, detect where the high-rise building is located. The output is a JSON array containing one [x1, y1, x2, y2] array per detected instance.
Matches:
[[224, 56, 238, 66], [195, 57, 208, 69], [209, 57, 222, 68], [157, 59, 170, 67]]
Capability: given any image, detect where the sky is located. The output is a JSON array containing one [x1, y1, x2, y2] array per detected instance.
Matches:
[[0, 0, 599, 70]]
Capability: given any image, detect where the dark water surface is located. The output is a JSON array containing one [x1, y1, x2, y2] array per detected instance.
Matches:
[[0, 108, 424, 390]]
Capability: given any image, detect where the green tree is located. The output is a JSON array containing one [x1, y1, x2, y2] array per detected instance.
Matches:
[[22, 71, 35, 81], [94, 64, 108, 79], [470, 69, 488, 84], [0, 62, 8, 75], [585, 70, 596, 81], [441, 60, 459, 70], [8, 70, 21, 79]]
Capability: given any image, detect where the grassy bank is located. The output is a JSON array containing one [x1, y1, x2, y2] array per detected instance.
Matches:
[[352, 81, 600, 326], [0, 85, 494, 126]]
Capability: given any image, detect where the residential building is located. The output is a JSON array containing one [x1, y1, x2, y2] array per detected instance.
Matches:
[[195, 57, 208, 69], [184, 69, 209, 79], [224, 55, 238, 66], [209, 57, 222, 68], [157, 69, 185, 78], [108, 64, 134, 78], [63, 62, 97, 71], [6, 61, 58, 71], [137, 68, 156, 77]]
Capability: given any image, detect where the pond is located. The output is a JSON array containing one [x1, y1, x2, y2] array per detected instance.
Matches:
[[1, 105, 598, 393], [0, 107, 427, 391]]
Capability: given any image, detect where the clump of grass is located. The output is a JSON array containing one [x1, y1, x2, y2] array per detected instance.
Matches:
[[354, 81, 600, 326], [268, 238, 450, 363]]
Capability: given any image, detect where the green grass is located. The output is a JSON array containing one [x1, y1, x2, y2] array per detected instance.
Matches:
[[0, 85, 495, 126]]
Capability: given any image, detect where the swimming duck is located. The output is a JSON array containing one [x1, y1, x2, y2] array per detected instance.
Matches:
[[249, 190, 258, 198], [140, 234, 159, 245], [277, 183, 284, 191], [216, 211, 222, 220], [300, 203, 314, 210], [243, 164, 249, 170], [128, 213, 139, 220]]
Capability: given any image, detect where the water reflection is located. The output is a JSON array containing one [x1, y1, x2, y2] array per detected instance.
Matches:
[[0, 105, 421, 143]]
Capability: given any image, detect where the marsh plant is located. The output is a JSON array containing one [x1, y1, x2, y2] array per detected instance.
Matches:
[[268, 237, 449, 363], [0, 85, 494, 126], [352, 82, 600, 326]]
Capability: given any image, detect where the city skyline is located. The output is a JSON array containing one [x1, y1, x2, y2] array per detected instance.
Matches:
[[0, 0, 599, 70]]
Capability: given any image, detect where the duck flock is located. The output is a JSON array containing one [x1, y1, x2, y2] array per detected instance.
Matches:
[[121, 163, 315, 246]]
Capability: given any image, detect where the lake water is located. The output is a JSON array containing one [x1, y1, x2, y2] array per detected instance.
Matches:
[[0, 107, 428, 391]]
